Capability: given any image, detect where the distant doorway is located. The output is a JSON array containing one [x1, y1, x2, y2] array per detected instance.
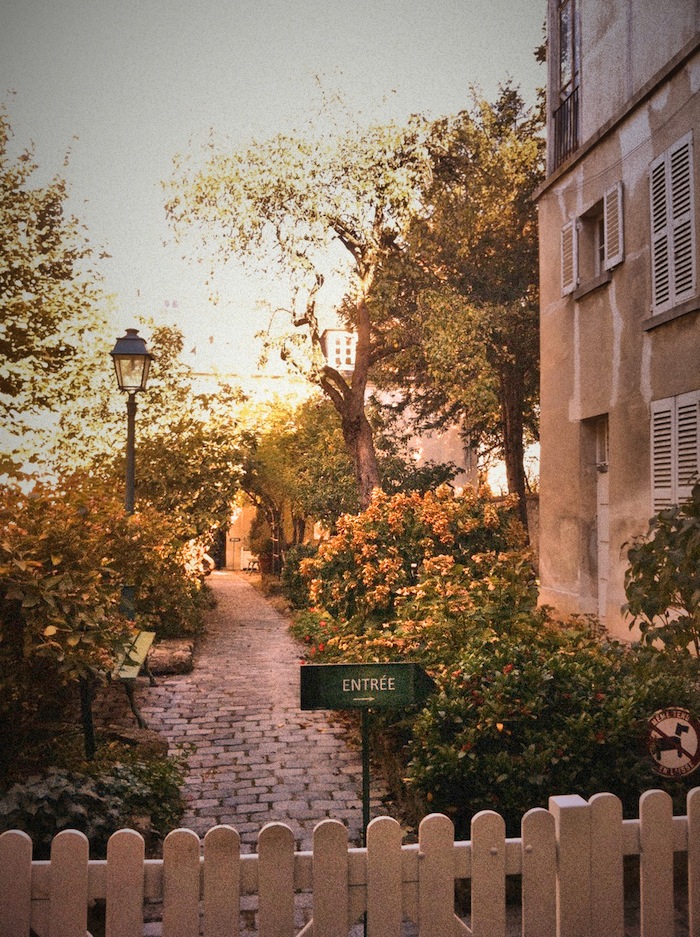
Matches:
[[595, 416, 609, 620], [210, 528, 226, 569]]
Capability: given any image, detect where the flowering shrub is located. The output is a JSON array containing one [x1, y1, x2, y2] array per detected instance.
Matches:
[[301, 485, 525, 624], [407, 621, 700, 835], [294, 549, 540, 668], [288, 607, 342, 660], [289, 485, 700, 837]]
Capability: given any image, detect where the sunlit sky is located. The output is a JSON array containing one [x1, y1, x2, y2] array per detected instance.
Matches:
[[1, 0, 545, 377]]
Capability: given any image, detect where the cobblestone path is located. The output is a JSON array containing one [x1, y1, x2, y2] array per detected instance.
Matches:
[[139, 570, 384, 853]]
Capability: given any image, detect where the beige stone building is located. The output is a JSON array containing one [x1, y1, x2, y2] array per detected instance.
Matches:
[[536, 0, 699, 637]]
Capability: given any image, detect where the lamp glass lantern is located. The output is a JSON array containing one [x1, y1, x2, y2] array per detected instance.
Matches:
[[110, 328, 153, 394]]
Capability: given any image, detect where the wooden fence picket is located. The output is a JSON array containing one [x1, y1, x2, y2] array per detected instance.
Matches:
[[549, 794, 591, 937], [49, 829, 89, 937], [688, 787, 700, 937], [203, 825, 240, 937], [471, 810, 506, 937], [589, 793, 624, 937], [639, 790, 675, 937], [295, 819, 350, 937], [417, 813, 468, 937], [521, 808, 556, 937], [0, 829, 33, 937], [366, 816, 403, 936], [258, 822, 295, 937], [162, 828, 201, 937], [106, 828, 145, 937]]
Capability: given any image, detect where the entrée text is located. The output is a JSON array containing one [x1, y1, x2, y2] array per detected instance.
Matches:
[[342, 676, 396, 692]]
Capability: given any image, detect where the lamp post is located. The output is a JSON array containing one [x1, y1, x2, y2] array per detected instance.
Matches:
[[110, 328, 153, 514], [73, 329, 154, 760]]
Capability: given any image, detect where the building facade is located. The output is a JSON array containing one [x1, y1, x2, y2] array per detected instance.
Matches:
[[536, 0, 699, 636]]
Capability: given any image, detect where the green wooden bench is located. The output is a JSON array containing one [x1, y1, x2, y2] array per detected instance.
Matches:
[[112, 630, 157, 729]]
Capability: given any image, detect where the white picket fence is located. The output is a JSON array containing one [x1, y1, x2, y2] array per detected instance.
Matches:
[[2, 787, 700, 937]]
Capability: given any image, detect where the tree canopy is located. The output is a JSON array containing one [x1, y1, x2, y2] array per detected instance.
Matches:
[[367, 85, 544, 525], [0, 111, 110, 476], [165, 115, 433, 508], [166, 88, 543, 517]]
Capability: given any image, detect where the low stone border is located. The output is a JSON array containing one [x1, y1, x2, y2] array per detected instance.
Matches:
[[147, 638, 195, 675]]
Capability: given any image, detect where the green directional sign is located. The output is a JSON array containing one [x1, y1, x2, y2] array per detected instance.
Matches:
[[300, 662, 435, 711]]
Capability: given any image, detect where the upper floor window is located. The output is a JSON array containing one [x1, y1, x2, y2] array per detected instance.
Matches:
[[650, 133, 697, 313], [553, 0, 580, 168], [561, 182, 624, 295], [558, 0, 579, 101]]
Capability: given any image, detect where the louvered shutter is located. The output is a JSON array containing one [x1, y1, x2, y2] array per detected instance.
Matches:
[[603, 182, 624, 269], [676, 390, 700, 503], [650, 399, 675, 512], [669, 134, 696, 303], [650, 133, 697, 313], [561, 220, 577, 294], [650, 154, 671, 311]]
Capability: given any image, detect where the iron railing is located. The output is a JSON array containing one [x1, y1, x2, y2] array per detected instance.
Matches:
[[553, 86, 579, 168]]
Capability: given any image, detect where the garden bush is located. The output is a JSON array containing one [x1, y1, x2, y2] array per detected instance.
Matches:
[[291, 546, 539, 668], [0, 478, 131, 745], [290, 485, 700, 837], [0, 474, 214, 762], [281, 542, 318, 609], [625, 480, 700, 655], [0, 769, 124, 858], [300, 485, 525, 625], [0, 743, 186, 858], [114, 503, 215, 639], [406, 619, 700, 836]]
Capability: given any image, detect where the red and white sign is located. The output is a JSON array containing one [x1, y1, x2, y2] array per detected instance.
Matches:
[[647, 708, 700, 777]]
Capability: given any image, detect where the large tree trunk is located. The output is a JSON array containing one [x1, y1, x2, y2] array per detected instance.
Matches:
[[342, 408, 381, 510], [498, 364, 530, 537], [321, 289, 382, 511]]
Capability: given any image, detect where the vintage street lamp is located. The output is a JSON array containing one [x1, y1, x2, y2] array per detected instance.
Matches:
[[110, 328, 153, 514], [76, 329, 153, 760]]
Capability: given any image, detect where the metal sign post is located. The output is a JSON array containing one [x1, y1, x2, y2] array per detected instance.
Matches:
[[300, 662, 435, 844]]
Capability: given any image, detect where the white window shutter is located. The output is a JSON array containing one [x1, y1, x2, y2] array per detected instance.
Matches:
[[603, 182, 624, 269], [650, 398, 675, 512], [669, 134, 696, 303], [676, 390, 700, 503], [650, 133, 696, 313], [561, 220, 577, 295], [650, 154, 671, 312]]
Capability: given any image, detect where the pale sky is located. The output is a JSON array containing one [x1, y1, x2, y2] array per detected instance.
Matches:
[[1, 0, 545, 377]]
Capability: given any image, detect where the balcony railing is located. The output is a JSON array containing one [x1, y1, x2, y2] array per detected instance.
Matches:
[[553, 86, 579, 168]]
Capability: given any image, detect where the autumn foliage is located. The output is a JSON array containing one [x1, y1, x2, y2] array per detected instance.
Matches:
[[290, 486, 700, 834], [0, 474, 213, 747], [300, 484, 526, 625]]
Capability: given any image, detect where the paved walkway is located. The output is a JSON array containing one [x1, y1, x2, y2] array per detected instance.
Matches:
[[139, 570, 385, 853]]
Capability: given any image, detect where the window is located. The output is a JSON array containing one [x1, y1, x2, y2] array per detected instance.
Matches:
[[561, 183, 624, 295], [650, 133, 697, 313], [651, 391, 700, 511], [558, 0, 579, 101], [326, 331, 356, 370], [553, 0, 580, 167]]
